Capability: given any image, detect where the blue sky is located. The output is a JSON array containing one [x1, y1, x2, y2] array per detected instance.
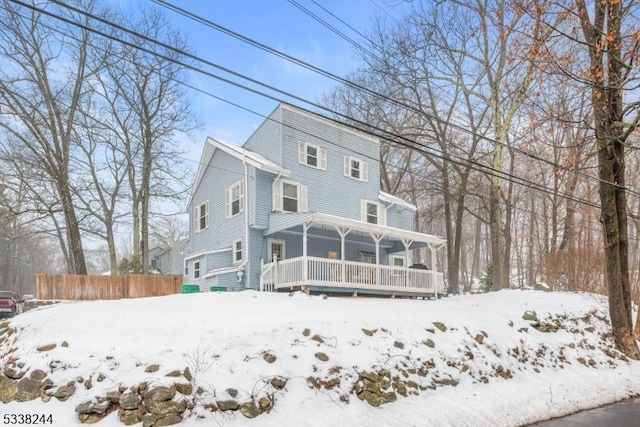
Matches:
[[153, 0, 410, 162]]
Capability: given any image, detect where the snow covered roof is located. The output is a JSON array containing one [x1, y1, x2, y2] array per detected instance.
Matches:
[[378, 191, 417, 211], [189, 137, 290, 207]]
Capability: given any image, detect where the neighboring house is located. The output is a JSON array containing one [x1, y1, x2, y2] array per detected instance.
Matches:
[[152, 240, 187, 275], [183, 103, 446, 296]]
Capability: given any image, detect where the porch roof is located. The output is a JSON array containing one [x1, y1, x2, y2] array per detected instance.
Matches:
[[266, 212, 446, 248]]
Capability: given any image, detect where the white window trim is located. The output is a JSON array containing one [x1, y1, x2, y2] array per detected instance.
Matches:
[[225, 180, 245, 218], [298, 141, 327, 170], [233, 239, 242, 264], [344, 156, 368, 182], [390, 256, 406, 267], [272, 179, 308, 213], [194, 200, 209, 232], [194, 261, 201, 279], [360, 199, 386, 226], [268, 239, 286, 262]]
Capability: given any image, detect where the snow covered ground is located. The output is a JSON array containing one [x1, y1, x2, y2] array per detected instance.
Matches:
[[3, 289, 640, 427]]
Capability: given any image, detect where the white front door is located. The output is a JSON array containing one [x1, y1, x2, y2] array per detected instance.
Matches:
[[269, 239, 285, 262]]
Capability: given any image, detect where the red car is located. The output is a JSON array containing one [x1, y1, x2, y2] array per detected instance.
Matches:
[[0, 291, 24, 318]]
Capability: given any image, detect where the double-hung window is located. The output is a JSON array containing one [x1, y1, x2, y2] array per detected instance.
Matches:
[[225, 180, 245, 218], [298, 141, 327, 170], [194, 261, 201, 279], [361, 200, 386, 225], [344, 156, 368, 182], [194, 201, 209, 232], [273, 179, 308, 213], [233, 239, 242, 263]]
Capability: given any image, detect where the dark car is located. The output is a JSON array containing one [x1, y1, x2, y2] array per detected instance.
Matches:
[[0, 291, 24, 318]]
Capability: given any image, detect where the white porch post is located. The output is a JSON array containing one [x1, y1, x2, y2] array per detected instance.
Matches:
[[371, 233, 383, 286], [429, 242, 438, 298], [260, 258, 264, 292], [303, 222, 311, 285], [335, 226, 350, 284], [402, 238, 413, 288]]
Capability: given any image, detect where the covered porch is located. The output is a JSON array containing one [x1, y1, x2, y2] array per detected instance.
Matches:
[[259, 212, 446, 297]]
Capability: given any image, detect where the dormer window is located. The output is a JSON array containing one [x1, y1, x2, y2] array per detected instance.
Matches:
[[299, 141, 326, 170], [345, 156, 368, 182]]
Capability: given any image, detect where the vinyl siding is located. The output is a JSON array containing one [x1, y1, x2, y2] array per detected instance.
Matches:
[[243, 107, 283, 165], [278, 107, 380, 221]]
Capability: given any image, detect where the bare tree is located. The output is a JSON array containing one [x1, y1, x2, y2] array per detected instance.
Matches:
[[0, 0, 111, 274], [96, 5, 197, 273]]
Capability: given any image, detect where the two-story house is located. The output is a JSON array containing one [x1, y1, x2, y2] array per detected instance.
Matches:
[[183, 103, 446, 297]]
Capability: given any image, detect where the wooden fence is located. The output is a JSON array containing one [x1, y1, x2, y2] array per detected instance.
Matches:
[[35, 274, 183, 300]]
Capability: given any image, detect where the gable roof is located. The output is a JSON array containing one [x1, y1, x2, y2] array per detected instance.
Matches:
[[190, 137, 290, 207]]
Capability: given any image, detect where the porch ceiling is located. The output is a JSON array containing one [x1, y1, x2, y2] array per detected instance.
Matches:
[[266, 212, 445, 248]]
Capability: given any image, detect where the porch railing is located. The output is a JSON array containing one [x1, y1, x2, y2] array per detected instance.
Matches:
[[260, 256, 444, 295]]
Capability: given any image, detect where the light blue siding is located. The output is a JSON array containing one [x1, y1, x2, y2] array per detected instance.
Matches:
[[243, 107, 283, 165]]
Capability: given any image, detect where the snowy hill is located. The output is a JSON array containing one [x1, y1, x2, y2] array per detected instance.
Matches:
[[2, 290, 640, 427]]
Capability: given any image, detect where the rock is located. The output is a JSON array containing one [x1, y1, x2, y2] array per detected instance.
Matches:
[[36, 343, 57, 352], [14, 378, 41, 402], [216, 400, 239, 411], [361, 390, 397, 407], [76, 400, 111, 424], [29, 369, 47, 382], [270, 377, 287, 390], [474, 334, 485, 344], [0, 375, 17, 403], [40, 378, 53, 391], [183, 367, 192, 382], [144, 386, 175, 402], [118, 407, 146, 426], [522, 310, 538, 321], [119, 392, 141, 410], [145, 364, 160, 373], [360, 371, 380, 382], [393, 341, 405, 349], [433, 322, 447, 332], [164, 370, 181, 377], [531, 322, 559, 333], [302, 328, 311, 337], [54, 384, 76, 401], [142, 412, 182, 427], [362, 328, 374, 336], [239, 402, 261, 418], [315, 352, 329, 362], [4, 367, 25, 380], [324, 378, 340, 390], [263, 352, 277, 363], [105, 391, 121, 403], [97, 373, 106, 382], [61, 341, 69, 347], [145, 399, 186, 417], [84, 377, 93, 390], [175, 383, 192, 395], [423, 339, 435, 348], [394, 381, 407, 397], [41, 394, 51, 403], [226, 388, 238, 398], [311, 334, 324, 343], [258, 397, 272, 411]]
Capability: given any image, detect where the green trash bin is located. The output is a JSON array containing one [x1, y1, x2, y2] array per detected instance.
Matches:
[[210, 286, 227, 292], [181, 284, 199, 294]]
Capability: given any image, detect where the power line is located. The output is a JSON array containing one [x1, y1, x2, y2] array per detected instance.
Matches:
[[153, 0, 640, 202], [3, 0, 636, 220]]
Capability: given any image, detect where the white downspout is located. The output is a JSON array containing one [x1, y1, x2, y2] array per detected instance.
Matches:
[[239, 152, 250, 287]]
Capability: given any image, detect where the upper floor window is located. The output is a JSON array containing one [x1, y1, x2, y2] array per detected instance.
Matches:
[[225, 180, 245, 218], [361, 200, 386, 226], [194, 201, 209, 232], [233, 239, 242, 263], [344, 156, 368, 182], [273, 179, 308, 213], [298, 141, 326, 170]]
